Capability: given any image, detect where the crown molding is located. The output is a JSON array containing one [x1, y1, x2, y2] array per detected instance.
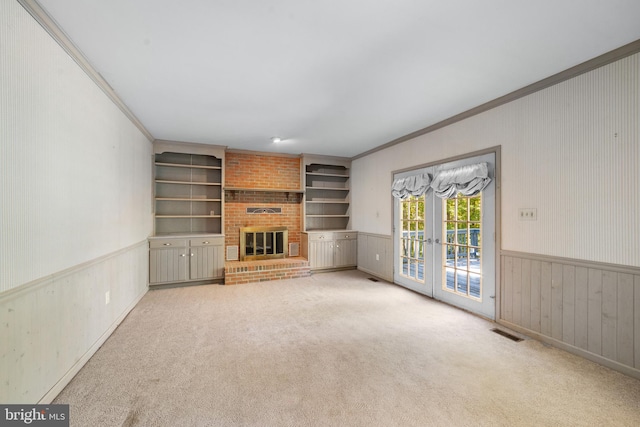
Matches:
[[352, 38, 640, 161], [17, 0, 155, 143]]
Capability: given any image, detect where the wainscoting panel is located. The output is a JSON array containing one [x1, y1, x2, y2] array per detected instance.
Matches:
[[501, 251, 640, 378], [357, 233, 393, 282], [0, 242, 149, 403]]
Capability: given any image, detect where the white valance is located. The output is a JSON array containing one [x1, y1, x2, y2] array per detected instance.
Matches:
[[391, 173, 432, 200], [430, 162, 491, 199]]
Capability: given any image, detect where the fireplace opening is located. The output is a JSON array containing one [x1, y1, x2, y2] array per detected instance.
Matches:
[[240, 226, 288, 261]]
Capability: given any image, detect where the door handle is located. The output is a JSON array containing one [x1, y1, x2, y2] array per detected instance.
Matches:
[[434, 238, 441, 244], [425, 238, 432, 244]]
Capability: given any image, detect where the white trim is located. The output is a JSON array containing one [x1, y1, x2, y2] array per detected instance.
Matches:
[[500, 250, 640, 276], [0, 240, 149, 302]]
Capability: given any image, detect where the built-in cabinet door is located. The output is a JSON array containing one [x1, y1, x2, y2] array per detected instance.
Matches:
[[335, 238, 357, 267], [308, 240, 335, 269], [190, 245, 224, 280], [150, 247, 188, 284]]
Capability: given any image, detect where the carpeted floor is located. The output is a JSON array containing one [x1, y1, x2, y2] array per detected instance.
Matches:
[[54, 270, 640, 426]]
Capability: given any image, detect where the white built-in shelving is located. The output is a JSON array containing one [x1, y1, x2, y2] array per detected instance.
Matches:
[[303, 155, 351, 231], [154, 151, 223, 235]]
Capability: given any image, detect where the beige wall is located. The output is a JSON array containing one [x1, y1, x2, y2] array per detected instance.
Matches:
[[352, 52, 639, 268], [0, 1, 152, 402]]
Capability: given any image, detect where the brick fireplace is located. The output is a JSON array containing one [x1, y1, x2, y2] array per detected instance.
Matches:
[[224, 152, 302, 249], [223, 152, 309, 284]]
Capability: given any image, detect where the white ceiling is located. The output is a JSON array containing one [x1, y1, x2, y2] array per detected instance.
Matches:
[[36, 0, 640, 157]]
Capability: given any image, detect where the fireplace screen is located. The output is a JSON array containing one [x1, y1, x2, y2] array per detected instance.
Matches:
[[240, 226, 288, 260]]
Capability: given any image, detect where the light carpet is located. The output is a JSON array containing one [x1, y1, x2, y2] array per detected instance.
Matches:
[[54, 270, 640, 426]]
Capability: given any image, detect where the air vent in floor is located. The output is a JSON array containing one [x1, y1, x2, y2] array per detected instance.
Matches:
[[491, 328, 523, 342], [368, 278, 379, 282]]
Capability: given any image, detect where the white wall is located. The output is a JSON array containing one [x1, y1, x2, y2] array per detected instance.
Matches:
[[352, 52, 639, 268], [0, 1, 152, 402], [1, 1, 153, 291]]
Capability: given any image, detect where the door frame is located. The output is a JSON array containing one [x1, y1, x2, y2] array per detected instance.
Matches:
[[390, 146, 502, 321]]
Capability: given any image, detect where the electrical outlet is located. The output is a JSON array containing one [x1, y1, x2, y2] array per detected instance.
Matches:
[[105, 291, 110, 305], [518, 208, 537, 221], [376, 254, 380, 261]]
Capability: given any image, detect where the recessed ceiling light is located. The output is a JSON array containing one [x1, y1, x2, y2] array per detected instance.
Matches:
[[271, 136, 282, 144]]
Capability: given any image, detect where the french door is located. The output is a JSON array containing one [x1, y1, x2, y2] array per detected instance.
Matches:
[[393, 153, 496, 319]]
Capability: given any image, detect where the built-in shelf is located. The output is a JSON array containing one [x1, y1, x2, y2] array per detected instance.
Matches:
[[306, 186, 349, 191], [156, 215, 222, 218], [306, 200, 349, 204], [306, 172, 349, 178], [156, 198, 222, 202], [303, 157, 351, 231], [224, 187, 304, 193], [154, 151, 223, 235], [155, 162, 222, 170], [156, 180, 221, 186]]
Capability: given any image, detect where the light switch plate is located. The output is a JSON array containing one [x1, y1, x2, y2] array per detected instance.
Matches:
[[518, 208, 537, 221]]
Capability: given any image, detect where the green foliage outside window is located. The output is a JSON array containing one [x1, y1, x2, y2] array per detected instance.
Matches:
[[445, 195, 481, 230]]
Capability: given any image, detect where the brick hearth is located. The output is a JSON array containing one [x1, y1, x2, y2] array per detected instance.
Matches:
[[224, 257, 310, 285]]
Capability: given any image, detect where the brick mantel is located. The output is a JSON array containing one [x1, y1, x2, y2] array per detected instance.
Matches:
[[224, 152, 302, 250]]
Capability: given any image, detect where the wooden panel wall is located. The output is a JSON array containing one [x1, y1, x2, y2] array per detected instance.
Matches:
[[501, 251, 640, 378], [357, 233, 393, 282], [0, 242, 149, 403]]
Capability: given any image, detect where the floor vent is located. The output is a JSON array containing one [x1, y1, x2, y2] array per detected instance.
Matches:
[[491, 328, 523, 342], [368, 278, 379, 282]]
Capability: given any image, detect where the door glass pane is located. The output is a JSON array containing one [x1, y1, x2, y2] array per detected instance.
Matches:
[[470, 247, 481, 273], [456, 271, 468, 294], [469, 273, 481, 298], [470, 197, 481, 221], [399, 195, 426, 284], [442, 193, 482, 300], [456, 227, 467, 244], [445, 267, 455, 290], [446, 198, 456, 220], [457, 198, 468, 221], [456, 245, 468, 268]]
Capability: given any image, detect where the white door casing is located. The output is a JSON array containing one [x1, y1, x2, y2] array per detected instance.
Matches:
[[393, 152, 496, 319]]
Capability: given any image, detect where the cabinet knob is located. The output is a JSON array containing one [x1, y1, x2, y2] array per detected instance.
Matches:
[[203, 241, 209, 244], [164, 243, 171, 246], [180, 254, 186, 257], [345, 235, 349, 238], [190, 253, 194, 256]]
